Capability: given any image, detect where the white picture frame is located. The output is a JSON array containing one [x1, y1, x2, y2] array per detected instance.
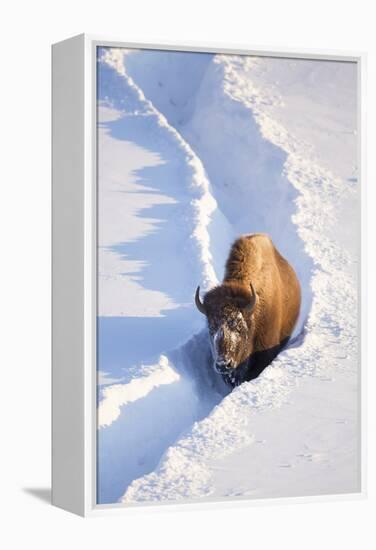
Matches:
[[52, 34, 366, 517]]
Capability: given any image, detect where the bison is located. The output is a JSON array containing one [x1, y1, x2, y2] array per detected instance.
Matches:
[[195, 233, 301, 387]]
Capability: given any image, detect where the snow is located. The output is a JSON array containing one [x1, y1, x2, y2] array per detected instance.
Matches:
[[96, 48, 360, 505]]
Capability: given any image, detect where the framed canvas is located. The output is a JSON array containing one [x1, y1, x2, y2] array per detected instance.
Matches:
[[52, 34, 366, 517]]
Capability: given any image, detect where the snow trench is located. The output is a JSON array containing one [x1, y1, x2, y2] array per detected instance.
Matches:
[[97, 49, 358, 505]]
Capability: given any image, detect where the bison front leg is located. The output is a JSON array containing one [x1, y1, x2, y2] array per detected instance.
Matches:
[[246, 337, 290, 382]]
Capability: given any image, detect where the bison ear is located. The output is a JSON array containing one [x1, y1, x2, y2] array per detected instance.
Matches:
[[195, 286, 206, 315], [244, 282, 257, 313]]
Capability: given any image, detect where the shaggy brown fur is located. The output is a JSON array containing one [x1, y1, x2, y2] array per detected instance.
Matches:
[[197, 234, 301, 386]]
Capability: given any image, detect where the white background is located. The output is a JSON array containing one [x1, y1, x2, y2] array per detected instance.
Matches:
[[1, 1, 375, 548]]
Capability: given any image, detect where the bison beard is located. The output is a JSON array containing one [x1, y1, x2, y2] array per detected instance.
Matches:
[[195, 233, 301, 388]]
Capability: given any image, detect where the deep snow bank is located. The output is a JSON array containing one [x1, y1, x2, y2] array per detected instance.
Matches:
[[97, 49, 231, 503], [97, 49, 359, 504]]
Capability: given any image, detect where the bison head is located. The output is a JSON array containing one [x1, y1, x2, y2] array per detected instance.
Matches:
[[195, 282, 257, 381]]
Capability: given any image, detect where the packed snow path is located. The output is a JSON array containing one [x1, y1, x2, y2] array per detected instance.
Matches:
[[97, 49, 359, 505]]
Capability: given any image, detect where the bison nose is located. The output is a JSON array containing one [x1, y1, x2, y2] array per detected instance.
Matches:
[[215, 359, 232, 374]]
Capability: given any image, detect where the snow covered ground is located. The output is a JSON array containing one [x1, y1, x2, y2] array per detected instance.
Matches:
[[96, 48, 360, 506]]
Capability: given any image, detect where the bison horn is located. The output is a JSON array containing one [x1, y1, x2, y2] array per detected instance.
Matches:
[[195, 286, 206, 315], [246, 282, 257, 313]]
